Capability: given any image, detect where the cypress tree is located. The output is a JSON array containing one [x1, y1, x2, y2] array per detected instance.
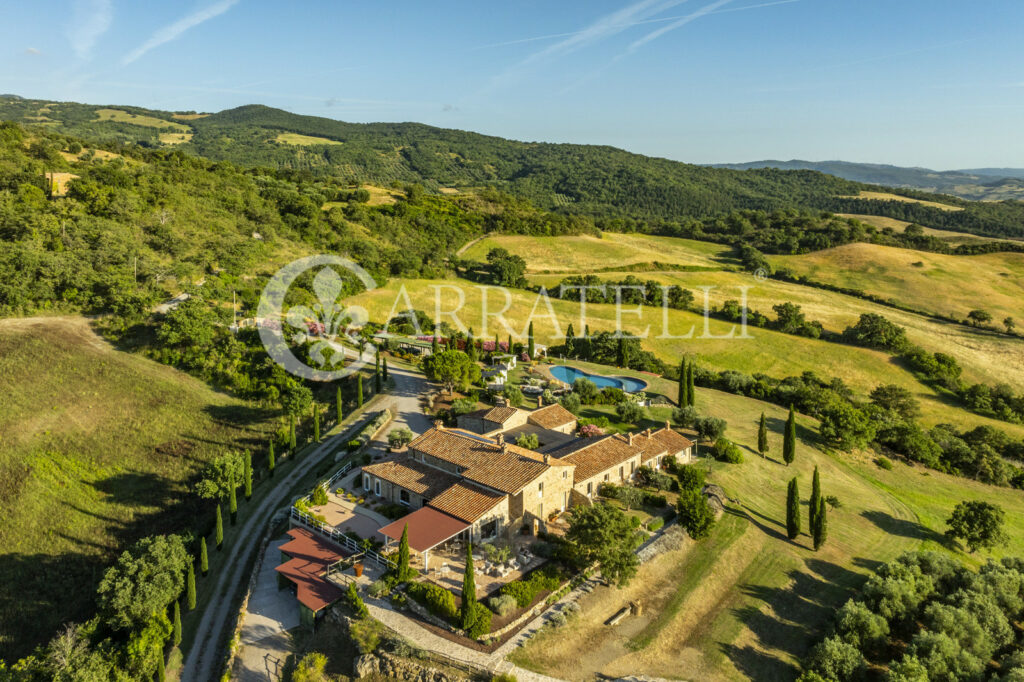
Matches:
[[786, 477, 801, 540], [157, 646, 166, 682], [527, 322, 535, 358], [375, 351, 382, 393], [288, 414, 296, 451], [336, 385, 344, 425], [565, 323, 575, 357], [357, 375, 364, 408], [199, 537, 208, 575], [397, 524, 411, 581], [812, 496, 828, 550], [466, 329, 477, 361], [186, 562, 197, 610], [432, 334, 439, 355], [243, 451, 252, 500], [809, 466, 821, 532], [783, 405, 796, 466], [757, 413, 769, 458], [313, 405, 320, 443], [507, 334, 513, 355], [616, 335, 626, 367], [678, 359, 687, 406], [268, 441, 275, 477], [172, 600, 182, 646], [228, 472, 237, 524], [689, 363, 696, 406], [215, 504, 223, 550], [382, 356, 389, 382], [460, 543, 476, 630]]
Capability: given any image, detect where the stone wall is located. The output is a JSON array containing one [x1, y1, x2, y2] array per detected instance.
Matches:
[[353, 651, 470, 682]]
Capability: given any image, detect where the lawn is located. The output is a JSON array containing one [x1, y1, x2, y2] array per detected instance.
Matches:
[[508, 370, 1024, 681], [274, 132, 343, 146], [0, 316, 278, 661], [841, 190, 963, 211]]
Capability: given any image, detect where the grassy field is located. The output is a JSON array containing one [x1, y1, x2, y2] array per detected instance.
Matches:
[[841, 190, 963, 211], [507, 362, 1024, 681], [95, 108, 191, 132], [0, 317, 277, 660], [348, 275, 1024, 438], [836, 213, 992, 242], [274, 132, 343, 146], [461, 233, 734, 272], [769, 242, 1024, 333]]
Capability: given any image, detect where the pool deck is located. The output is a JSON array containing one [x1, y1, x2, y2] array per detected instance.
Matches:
[[539, 363, 649, 393]]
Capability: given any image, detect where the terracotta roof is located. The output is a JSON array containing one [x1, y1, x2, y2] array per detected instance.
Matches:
[[651, 427, 694, 454], [361, 455, 459, 498], [481, 406, 522, 424], [428, 481, 506, 523], [275, 528, 347, 612], [407, 427, 551, 494], [378, 506, 469, 553], [560, 433, 643, 481], [528, 403, 577, 429]]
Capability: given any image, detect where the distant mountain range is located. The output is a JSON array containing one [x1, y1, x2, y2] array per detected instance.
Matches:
[[711, 160, 1024, 201]]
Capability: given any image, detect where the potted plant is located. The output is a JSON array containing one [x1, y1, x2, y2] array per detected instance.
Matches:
[[354, 562, 364, 578]]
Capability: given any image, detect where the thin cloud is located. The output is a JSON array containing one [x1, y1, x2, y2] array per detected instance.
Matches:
[[625, 0, 736, 53], [473, 0, 798, 50], [25, 47, 42, 55], [67, 0, 113, 60], [482, 0, 693, 92], [122, 0, 240, 65]]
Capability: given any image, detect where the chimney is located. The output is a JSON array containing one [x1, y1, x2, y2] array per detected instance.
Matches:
[[496, 397, 507, 407], [496, 433, 504, 446], [537, 396, 544, 407], [544, 454, 551, 465], [502, 443, 509, 456], [628, 432, 634, 446], [434, 419, 444, 431], [644, 428, 651, 438], [665, 420, 671, 431]]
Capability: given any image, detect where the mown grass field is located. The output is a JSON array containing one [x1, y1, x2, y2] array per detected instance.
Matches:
[[769, 242, 1024, 332], [95, 108, 191, 132], [507, 360, 1024, 681], [461, 233, 734, 272], [835, 213, 991, 242], [0, 317, 277, 660], [842, 190, 962, 211], [274, 132, 343, 146]]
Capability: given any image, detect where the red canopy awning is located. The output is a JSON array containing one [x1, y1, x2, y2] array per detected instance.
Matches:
[[378, 506, 469, 553], [275, 528, 347, 612]]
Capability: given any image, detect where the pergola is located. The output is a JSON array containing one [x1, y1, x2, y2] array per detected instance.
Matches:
[[378, 506, 469, 571]]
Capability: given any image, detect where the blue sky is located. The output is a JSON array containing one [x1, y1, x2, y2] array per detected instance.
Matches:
[[2, 0, 1023, 168]]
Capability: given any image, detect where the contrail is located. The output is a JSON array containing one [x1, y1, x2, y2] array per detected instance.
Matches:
[[122, 0, 240, 65]]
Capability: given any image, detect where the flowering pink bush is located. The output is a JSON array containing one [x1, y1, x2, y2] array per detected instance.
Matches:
[[579, 424, 605, 438]]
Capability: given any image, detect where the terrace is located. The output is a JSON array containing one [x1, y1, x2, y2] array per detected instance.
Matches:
[[410, 534, 548, 597]]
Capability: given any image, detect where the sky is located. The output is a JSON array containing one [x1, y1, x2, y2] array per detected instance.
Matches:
[[2, 0, 1023, 169]]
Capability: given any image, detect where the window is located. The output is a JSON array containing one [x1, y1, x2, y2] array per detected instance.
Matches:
[[399, 490, 410, 506], [481, 519, 498, 538], [363, 474, 370, 491], [587, 482, 593, 496], [619, 466, 624, 480], [562, 470, 568, 479], [374, 479, 381, 496], [630, 461, 636, 473], [603, 473, 609, 482], [538, 481, 544, 498]]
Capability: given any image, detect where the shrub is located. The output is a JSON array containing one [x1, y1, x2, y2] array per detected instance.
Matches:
[[825, 495, 842, 509], [311, 485, 328, 506], [465, 604, 492, 639], [499, 567, 563, 608], [647, 518, 665, 532], [598, 482, 619, 499], [712, 437, 743, 463], [368, 579, 392, 598], [515, 432, 539, 450], [875, 456, 894, 470], [408, 582, 457, 621], [643, 492, 668, 508], [676, 464, 706, 492], [489, 593, 518, 617], [391, 592, 407, 608], [388, 427, 414, 448], [492, 674, 518, 682], [629, 515, 641, 529], [347, 439, 362, 451]]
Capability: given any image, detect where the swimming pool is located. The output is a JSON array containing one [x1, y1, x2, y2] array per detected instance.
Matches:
[[549, 365, 648, 393]]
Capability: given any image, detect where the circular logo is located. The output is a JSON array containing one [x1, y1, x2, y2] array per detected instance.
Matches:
[[257, 255, 377, 381]]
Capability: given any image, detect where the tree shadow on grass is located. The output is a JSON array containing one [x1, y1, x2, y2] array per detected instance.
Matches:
[[860, 510, 951, 547], [726, 505, 790, 544], [719, 641, 800, 681]]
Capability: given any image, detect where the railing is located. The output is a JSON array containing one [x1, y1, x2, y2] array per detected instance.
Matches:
[[289, 506, 395, 570]]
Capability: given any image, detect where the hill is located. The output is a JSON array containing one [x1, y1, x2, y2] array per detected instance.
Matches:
[[0, 316, 275, 660], [714, 159, 1024, 201], [6, 97, 1024, 239]]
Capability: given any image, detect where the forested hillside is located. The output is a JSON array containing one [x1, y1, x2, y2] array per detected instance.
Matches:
[[5, 96, 1024, 239]]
